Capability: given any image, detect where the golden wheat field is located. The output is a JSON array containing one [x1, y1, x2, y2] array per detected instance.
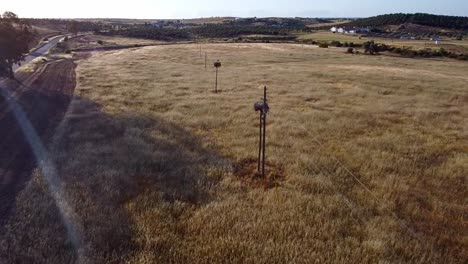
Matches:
[[1, 43, 467, 263]]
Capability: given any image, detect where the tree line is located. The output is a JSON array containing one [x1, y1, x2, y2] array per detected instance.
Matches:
[[345, 13, 468, 30], [97, 24, 296, 40], [23, 18, 107, 33], [98, 26, 191, 41], [191, 24, 291, 38]]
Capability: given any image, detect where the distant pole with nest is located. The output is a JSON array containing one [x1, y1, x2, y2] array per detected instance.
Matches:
[[213, 60, 221, 93], [254, 86, 269, 178]]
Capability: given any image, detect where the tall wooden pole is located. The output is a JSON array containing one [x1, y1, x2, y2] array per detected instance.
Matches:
[[215, 68, 218, 93], [262, 86, 267, 178], [258, 111, 262, 173], [205, 52, 207, 69]]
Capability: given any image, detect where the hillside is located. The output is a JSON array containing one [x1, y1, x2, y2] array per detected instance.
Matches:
[[345, 13, 468, 30]]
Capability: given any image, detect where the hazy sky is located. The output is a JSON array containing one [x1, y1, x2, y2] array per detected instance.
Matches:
[[2, 0, 468, 19]]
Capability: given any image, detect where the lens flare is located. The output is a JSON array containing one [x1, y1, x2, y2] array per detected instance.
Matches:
[[0, 85, 85, 262]]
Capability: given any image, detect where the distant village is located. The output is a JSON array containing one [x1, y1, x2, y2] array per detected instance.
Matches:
[[330, 26, 442, 44], [330, 26, 370, 35]]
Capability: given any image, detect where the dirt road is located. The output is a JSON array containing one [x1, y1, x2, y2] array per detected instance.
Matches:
[[0, 59, 76, 224]]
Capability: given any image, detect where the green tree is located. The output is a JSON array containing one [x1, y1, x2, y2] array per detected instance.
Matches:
[[0, 12, 36, 79], [363, 40, 377, 55]]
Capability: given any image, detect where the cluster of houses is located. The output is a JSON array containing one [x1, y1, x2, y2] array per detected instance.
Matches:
[[330, 26, 443, 44], [330, 26, 371, 34]]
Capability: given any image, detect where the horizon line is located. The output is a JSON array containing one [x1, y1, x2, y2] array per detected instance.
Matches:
[[9, 12, 468, 21]]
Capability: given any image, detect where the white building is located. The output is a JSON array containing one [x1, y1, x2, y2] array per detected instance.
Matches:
[[431, 37, 441, 45]]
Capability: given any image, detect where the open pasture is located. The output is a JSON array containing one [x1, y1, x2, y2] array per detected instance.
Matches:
[[1, 42, 467, 263]]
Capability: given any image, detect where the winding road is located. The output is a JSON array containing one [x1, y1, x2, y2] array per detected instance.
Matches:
[[13, 35, 65, 72]]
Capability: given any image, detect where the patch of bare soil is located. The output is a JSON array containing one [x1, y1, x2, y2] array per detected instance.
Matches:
[[0, 58, 76, 225], [233, 158, 285, 189]]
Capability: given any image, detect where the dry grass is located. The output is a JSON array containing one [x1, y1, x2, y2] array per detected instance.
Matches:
[[1, 43, 467, 263], [299, 31, 468, 53], [66, 35, 164, 50], [90, 35, 165, 46]]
